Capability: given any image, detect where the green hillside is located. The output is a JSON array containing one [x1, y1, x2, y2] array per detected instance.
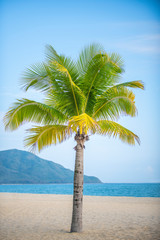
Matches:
[[0, 149, 101, 184]]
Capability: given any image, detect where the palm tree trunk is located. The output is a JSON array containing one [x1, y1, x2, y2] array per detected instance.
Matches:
[[70, 134, 85, 233]]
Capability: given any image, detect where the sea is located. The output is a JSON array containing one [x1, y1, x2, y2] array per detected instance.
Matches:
[[0, 183, 160, 197]]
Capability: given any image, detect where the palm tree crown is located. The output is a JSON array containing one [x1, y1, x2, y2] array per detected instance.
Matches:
[[4, 44, 144, 151]]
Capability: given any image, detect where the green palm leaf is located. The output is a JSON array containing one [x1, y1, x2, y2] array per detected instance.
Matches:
[[97, 120, 140, 145], [76, 43, 105, 76], [22, 46, 85, 116], [109, 53, 124, 72], [49, 59, 83, 115], [93, 87, 137, 120], [4, 99, 67, 130], [81, 53, 123, 114], [21, 63, 51, 92], [45, 47, 85, 116], [45, 44, 63, 63], [105, 80, 144, 91], [25, 125, 72, 152]]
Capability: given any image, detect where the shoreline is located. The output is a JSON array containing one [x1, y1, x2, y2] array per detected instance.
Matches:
[[0, 192, 160, 198], [0, 193, 160, 240]]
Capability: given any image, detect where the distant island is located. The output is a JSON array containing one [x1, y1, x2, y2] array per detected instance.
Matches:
[[0, 149, 102, 184]]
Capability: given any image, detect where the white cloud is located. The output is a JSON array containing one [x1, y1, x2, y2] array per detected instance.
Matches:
[[114, 34, 160, 54]]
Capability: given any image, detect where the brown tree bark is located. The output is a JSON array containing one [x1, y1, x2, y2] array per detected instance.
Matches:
[[70, 133, 87, 233]]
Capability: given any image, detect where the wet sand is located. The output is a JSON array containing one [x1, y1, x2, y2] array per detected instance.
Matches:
[[0, 193, 160, 240]]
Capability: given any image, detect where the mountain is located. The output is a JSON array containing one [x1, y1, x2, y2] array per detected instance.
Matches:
[[0, 149, 101, 184]]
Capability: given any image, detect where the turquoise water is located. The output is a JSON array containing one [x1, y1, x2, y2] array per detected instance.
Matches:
[[0, 183, 160, 197]]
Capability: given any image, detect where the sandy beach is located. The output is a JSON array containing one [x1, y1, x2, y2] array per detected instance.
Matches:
[[0, 193, 160, 240]]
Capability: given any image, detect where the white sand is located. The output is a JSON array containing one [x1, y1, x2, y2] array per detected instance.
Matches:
[[0, 193, 160, 240]]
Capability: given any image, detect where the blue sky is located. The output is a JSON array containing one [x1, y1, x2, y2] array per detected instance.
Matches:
[[0, 0, 160, 183]]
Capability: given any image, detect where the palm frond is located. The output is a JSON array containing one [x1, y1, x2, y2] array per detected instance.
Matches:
[[76, 43, 105, 76], [4, 99, 67, 130], [46, 45, 79, 84], [24, 125, 72, 152], [81, 53, 123, 114], [93, 86, 137, 120], [107, 80, 144, 91], [21, 63, 51, 92], [21, 46, 85, 116], [47, 56, 85, 116], [97, 120, 140, 145], [69, 113, 98, 134], [109, 53, 125, 72], [45, 44, 62, 63]]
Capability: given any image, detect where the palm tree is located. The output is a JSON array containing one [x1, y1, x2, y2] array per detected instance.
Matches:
[[4, 44, 144, 232]]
